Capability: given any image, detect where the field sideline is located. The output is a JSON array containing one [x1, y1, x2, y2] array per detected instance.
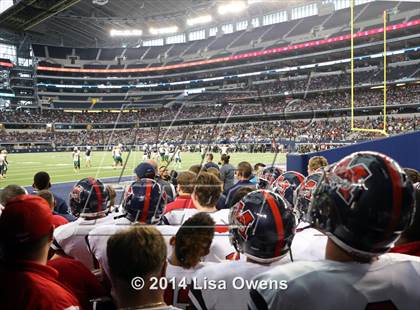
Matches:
[[0, 151, 287, 188]]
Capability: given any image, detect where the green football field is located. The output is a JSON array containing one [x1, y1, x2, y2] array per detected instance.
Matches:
[[0, 151, 287, 188]]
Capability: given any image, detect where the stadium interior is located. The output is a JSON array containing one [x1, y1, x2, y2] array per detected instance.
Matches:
[[0, 0, 420, 309]]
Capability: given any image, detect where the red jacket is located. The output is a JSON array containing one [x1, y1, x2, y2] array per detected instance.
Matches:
[[390, 241, 420, 257], [48, 257, 106, 310], [164, 195, 196, 214], [0, 260, 80, 310]]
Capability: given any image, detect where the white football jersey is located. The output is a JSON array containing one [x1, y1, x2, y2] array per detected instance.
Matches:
[[249, 253, 420, 310], [291, 221, 328, 261], [165, 262, 208, 310], [88, 219, 179, 279], [189, 259, 289, 310], [52, 214, 115, 270], [163, 209, 229, 226]]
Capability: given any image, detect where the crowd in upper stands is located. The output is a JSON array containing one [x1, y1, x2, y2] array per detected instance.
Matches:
[[2, 85, 419, 124], [1, 115, 418, 148], [1, 149, 419, 309]]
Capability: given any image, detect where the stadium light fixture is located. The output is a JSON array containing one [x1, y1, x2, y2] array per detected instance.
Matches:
[[149, 26, 179, 35], [186, 15, 212, 26], [218, 1, 247, 15], [110, 29, 143, 37]]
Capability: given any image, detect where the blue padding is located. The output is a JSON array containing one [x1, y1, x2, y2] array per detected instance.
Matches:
[[287, 131, 420, 175]]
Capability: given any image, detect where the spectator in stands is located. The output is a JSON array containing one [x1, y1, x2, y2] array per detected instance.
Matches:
[[35, 190, 68, 228], [107, 226, 177, 310], [32, 171, 76, 222], [219, 154, 235, 191], [307, 156, 328, 174], [217, 161, 256, 209], [0, 184, 27, 205], [0, 195, 80, 309], [165, 213, 215, 308], [204, 153, 219, 170], [164, 171, 197, 214]]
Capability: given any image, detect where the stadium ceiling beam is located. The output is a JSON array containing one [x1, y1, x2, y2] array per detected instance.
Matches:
[[0, 0, 81, 32]]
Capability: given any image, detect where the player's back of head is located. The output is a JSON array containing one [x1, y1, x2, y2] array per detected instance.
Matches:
[[308, 156, 328, 174], [171, 212, 215, 269], [176, 171, 196, 194], [69, 177, 111, 218], [229, 190, 296, 263], [192, 172, 222, 209], [123, 178, 166, 224], [306, 151, 415, 259], [107, 226, 167, 305], [237, 161, 253, 179], [33, 171, 51, 190]]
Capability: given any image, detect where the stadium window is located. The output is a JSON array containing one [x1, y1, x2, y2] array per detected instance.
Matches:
[[188, 29, 206, 41], [209, 26, 218, 37], [17, 58, 33, 67], [166, 34, 186, 44], [236, 20, 248, 31], [292, 3, 318, 20], [143, 38, 164, 46], [0, 0, 13, 14], [251, 17, 260, 28], [262, 11, 287, 26], [0, 43, 16, 63], [221, 24, 234, 34]]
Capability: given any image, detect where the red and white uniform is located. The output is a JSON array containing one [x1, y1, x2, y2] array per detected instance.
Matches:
[[189, 259, 290, 310], [291, 221, 328, 261], [164, 262, 209, 310], [52, 214, 115, 270], [163, 208, 229, 226], [249, 253, 420, 310], [88, 219, 179, 279]]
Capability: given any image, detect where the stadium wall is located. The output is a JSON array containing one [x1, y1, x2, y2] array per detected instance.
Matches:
[[287, 131, 420, 175]]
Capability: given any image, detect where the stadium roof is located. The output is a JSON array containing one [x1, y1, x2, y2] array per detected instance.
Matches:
[[0, 0, 310, 47]]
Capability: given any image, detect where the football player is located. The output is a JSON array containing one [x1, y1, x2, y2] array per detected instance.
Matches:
[[165, 213, 215, 309], [189, 190, 296, 310], [249, 152, 420, 310], [51, 177, 114, 270], [272, 171, 305, 207], [277, 171, 327, 261], [174, 147, 182, 169], [88, 178, 170, 279], [143, 144, 150, 161], [112, 144, 123, 168], [0, 149, 8, 179], [72, 147, 81, 173], [85, 146, 92, 168]]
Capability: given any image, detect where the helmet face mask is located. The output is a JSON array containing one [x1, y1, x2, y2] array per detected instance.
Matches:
[[304, 152, 415, 258], [229, 190, 297, 263]]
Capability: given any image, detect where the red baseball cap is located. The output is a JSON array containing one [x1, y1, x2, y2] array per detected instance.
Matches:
[[0, 194, 54, 244]]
